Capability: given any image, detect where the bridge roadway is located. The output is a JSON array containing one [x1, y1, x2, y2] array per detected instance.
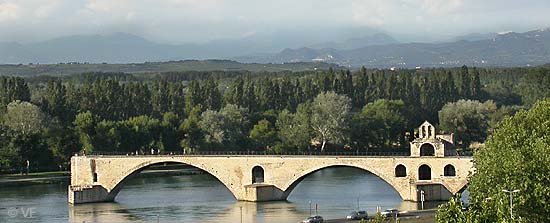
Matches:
[[68, 153, 472, 204]]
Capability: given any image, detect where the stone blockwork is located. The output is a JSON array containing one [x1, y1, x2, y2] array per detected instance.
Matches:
[[69, 155, 473, 204]]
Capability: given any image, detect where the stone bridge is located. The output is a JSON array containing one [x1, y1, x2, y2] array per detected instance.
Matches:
[[68, 154, 472, 204], [69, 121, 473, 204]]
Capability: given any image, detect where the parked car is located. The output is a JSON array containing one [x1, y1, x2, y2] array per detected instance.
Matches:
[[302, 215, 323, 223], [380, 209, 400, 217], [346, 210, 368, 220]]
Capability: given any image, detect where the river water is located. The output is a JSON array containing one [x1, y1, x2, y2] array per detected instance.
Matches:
[[0, 166, 457, 223]]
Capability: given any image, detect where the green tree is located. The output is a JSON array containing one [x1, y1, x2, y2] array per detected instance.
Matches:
[[0, 127, 21, 171], [355, 99, 406, 149], [151, 80, 170, 118], [74, 111, 98, 154], [3, 101, 48, 135], [467, 99, 550, 222], [0, 77, 31, 115], [1, 102, 53, 172], [310, 92, 351, 151], [517, 68, 550, 106], [42, 79, 73, 124], [203, 78, 222, 111], [249, 119, 276, 150], [435, 195, 467, 223], [160, 112, 181, 153], [43, 121, 80, 167], [199, 104, 248, 149], [370, 212, 387, 223], [276, 104, 312, 151], [121, 116, 161, 153], [438, 100, 496, 147], [180, 105, 203, 152]]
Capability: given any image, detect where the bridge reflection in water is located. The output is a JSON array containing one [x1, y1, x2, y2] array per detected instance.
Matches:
[[67, 166, 462, 223]]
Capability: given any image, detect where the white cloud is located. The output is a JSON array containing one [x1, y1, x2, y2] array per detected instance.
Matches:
[[34, 0, 62, 18], [85, 0, 133, 12], [351, 0, 391, 26], [421, 0, 463, 15], [0, 1, 19, 22], [0, 0, 549, 43]]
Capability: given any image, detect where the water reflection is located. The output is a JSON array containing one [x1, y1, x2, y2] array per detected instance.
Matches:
[[2, 166, 455, 223]]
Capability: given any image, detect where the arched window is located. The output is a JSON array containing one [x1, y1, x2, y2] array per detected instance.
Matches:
[[395, 165, 407, 177], [420, 143, 435, 156], [418, 165, 431, 180], [444, 164, 456, 176], [252, 166, 264, 183]]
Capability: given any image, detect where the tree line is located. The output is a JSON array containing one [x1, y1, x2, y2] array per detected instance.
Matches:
[[1, 65, 549, 172]]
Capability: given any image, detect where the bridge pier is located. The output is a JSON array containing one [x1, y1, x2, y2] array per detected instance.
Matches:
[[68, 185, 113, 204], [242, 184, 286, 202], [415, 184, 454, 201]]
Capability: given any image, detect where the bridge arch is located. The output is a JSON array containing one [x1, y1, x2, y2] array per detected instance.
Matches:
[[106, 160, 239, 202], [280, 164, 404, 200]]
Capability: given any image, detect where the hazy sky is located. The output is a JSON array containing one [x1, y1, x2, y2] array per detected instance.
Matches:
[[0, 0, 549, 43]]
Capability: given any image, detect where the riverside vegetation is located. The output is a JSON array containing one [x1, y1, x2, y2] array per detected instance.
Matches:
[[1, 65, 549, 173]]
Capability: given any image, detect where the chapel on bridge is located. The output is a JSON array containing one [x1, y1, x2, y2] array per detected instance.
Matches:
[[410, 121, 456, 157]]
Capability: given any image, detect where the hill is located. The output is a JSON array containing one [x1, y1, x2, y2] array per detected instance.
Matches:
[[309, 33, 399, 50], [237, 28, 550, 68]]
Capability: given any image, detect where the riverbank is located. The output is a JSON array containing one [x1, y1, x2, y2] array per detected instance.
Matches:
[[0, 164, 205, 187], [0, 171, 70, 186]]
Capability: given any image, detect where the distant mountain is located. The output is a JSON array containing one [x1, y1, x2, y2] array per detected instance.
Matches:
[[0, 33, 179, 64], [3, 28, 550, 67], [0, 27, 382, 64], [452, 32, 498, 42], [237, 28, 550, 68], [310, 33, 398, 50]]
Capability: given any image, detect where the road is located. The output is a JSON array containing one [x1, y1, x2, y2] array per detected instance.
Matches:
[[323, 210, 436, 223]]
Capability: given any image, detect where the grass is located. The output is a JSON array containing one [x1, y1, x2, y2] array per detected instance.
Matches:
[[0, 171, 69, 180]]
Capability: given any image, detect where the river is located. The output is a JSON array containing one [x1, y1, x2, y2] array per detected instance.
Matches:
[[0, 166, 462, 223]]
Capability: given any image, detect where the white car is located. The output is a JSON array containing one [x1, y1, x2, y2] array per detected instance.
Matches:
[[302, 215, 323, 223]]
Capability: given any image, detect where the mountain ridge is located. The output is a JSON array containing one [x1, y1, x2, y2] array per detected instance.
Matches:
[[2, 28, 550, 67], [237, 28, 550, 68]]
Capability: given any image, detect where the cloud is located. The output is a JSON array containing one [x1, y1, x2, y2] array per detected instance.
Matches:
[[0, 1, 19, 22], [351, 0, 465, 26], [34, 0, 62, 18], [351, 0, 390, 26], [85, 0, 129, 12], [0, 0, 549, 43], [421, 0, 463, 15]]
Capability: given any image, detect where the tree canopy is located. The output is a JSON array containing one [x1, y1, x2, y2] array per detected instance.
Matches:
[[438, 100, 496, 147], [1, 66, 549, 172], [443, 99, 550, 222], [310, 91, 351, 151]]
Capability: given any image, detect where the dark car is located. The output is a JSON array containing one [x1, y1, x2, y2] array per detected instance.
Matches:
[[381, 209, 400, 217], [302, 215, 323, 223], [346, 210, 368, 220]]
